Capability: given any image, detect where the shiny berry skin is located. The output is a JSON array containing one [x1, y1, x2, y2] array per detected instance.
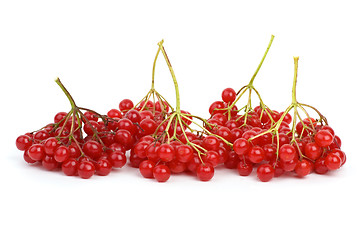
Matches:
[[330, 149, 346, 166], [83, 120, 100, 136], [247, 146, 265, 163], [168, 160, 187, 173], [139, 118, 157, 135], [217, 126, 232, 142], [186, 155, 201, 173], [108, 150, 127, 168], [263, 144, 276, 162], [28, 144, 45, 161], [314, 130, 334, 147], [125, 109, 141, 123], [157, 144, 175, 162], [96, 159, 112, 176], [139, 160, 155, 178], [54, 145, 70, 163], [43, 137, 59, 155], [16, 135, 32, 151], [134, 141, 150, 159], [221, 88, 236, 103], [202, 135, 220, 151], [237, 160, 253, 176], [77, 160, 95, 179], [24, 150, 37, 164], [62, 158, 78, 176], [83, 140, 103, 159], [304, 142, 323, 160], [224, 151, 240, 169], [279, 157, 298, 172], [324, 153, 341, 170], [233, 138, 250, 155], [119, 99, 134, 112], [54, 112, 67, 123], [279, 144, 296, 162], [107, 109, 122, 118], [117, 118, 135, 134], [114, 129, 134, 150], [329, 135, 342, 149], [314, 158, 328, 174], [280, 112, 292, 124], [209, 101, 226, 115], [196, 164, 215, 181], [204, 150, 220, 167], [294, 160, 312, 177], [84, 111, 98, 121], [153, 165, 171, 182], [257, 164, 275, 182], [175, 145, 194, 163], [42, 155, 59, 171]]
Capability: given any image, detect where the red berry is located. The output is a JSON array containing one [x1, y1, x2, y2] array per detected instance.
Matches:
[[16, 135, 32, 151], [83, 140, 103, 160], [28, 144, 45, 161], [314, 130, 334, 147], [153, 165, 171, 182], [139, 160, 156, 178], [247, 146, 265, 163], [314, 158, 328, 174], [237, 160, 253, 176], [324, 153, 341, 170], [107, 109, 122, 118], [221, 88, 236, 103], [204, 150, 220, 167], [42, 155, 59, 171], [233, 138, 250, 155], [108, 150, 127, 168], [77, 160, 95, 179], [304, 142, 323, 160], [54, 145, 70, 163], [257, 164, 275, 182], [202, 135, 220, 151], [196, 164, 215, 181], [279, 144, 296, 162], [157, 144, 175, 162], [62, 158, 78, 176], [119, 99, 134, 112], [176, 145, 194, 163], [294, 160, 312, 177], [96, 159, 112, 176]]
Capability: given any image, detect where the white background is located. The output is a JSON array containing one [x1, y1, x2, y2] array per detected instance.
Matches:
[[1, 1, 358, 239]]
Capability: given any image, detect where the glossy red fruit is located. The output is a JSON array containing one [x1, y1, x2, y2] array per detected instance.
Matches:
[[33, 130, 50, 141], [221, 88, 236, 103], [324, 153, 341, 170], [186, 154, 201, 173], [233, 138, 250, 155], [237, 160, 253, 176], [28, 144, 45, 161], [314, 158, 328, 174], [44, 137, 59, 155], [83, 120, 100, 136], [224, 151, 240, 169], [108, 150, 127, 168], [176, 145, 194, 163], [134, 141, 150, 159], [279, 157, 298, 172], [62, 158, 78, 176], [139, 160, 155, 178], [126, 109, 141, 123], [139, 118, 157, 135], [119, 99, 134, 112], [54, 145, 70, 163], [279, 144, 296, 162], [314, 130, 334, 147], [16, 135, 32, 151], [96, 159, 112, 176], [204, 150, 220, 167], [196, 163, 215, 181], [294, 160, 312, 177], [114, 129, 134, 150], [329, 135, 342, 149], [202, 135, 220, 151], [157, 144, 175, 162], [304, 142, 323, 160], [42, 155, 59, 171], [257, 164, 275, 182], [24, 150, 37, 164], [168, 160, 187, 173], [77, 160, 95, 179], [117, 118, 135, 134], [83, 140, 103, 159], [209, 101, 226, 115], [247, 146, 265, 163], [153, 165, 171, 182]]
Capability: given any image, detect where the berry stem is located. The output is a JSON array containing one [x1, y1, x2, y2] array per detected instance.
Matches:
[[152, 41, 163, 90], [248, 35, 275, 86], [292, 57, 299, 104], [158, 40, 181, 113], [55, 78, 77, 110]]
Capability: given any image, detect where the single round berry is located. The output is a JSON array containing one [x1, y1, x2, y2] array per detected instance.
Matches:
[[153, 165, 171, 182], [16, 135, 32, 151], [247, 146, 265, 163], [62, 158, 78, 176], [324, 153, 341, 170], [28, 144, 45, 161], [314, 158, 329, 174], [54, 145, 70, 163], [314, 130, 334, 147], [175, 145, 194, 163], [257, 164, 275, 182], [237, 160, 253, 176], [233, 138, 250, 155], [108, 150, 127, 168], [196, 164, 215, 181], [157, 144, 175, 162], [202, 135, 220, 151], [221, 88, 236, 103], [119, 99, 134, 112], [125, 109, 141, 123], [139, 160, 155, 178], [42, 155, 59, 171], [294, 160, 312, 177], [83, 140, 103, 159], [77, 160, 95, 179], [279, 144, 296, 162], [304, 142, 323, 160], [96, 159, 112, 176]]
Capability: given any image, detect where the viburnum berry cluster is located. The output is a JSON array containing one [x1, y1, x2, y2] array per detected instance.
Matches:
[[15, 36, 346, 182]]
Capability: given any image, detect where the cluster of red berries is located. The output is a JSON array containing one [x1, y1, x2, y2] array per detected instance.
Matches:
[[14, 38, 346, 182]]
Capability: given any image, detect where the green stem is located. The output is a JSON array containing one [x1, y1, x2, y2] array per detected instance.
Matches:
[[55, 78, 77, 109], [292, 57, 299, 104], [152, 42, 163, 89], [248, 35, 275, 86], [158, 40, 181, 113]]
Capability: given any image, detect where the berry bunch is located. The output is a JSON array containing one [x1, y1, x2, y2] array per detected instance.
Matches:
[[228, 57, 346, 181], [15, 36, 346, 182], [15, 78, 130, 179]]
